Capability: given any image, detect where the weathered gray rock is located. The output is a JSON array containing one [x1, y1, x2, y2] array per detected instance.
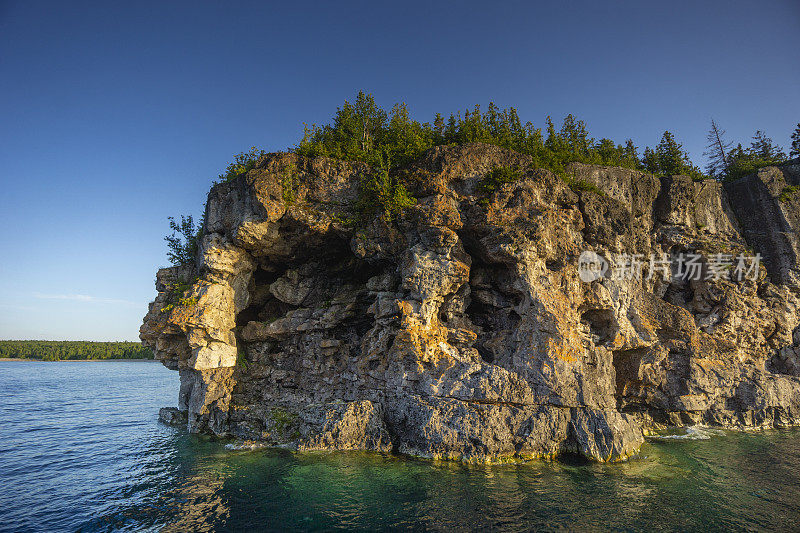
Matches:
[[296, 400, 393, 452], [141, 147, 800, 462], [567, 408, 643, 461], [158, 407, 188, 426], [725, 162, 800, 284], [228, 400, 392, 452]]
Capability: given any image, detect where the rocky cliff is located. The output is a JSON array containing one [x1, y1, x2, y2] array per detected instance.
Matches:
[[141, 143, 800, 462]]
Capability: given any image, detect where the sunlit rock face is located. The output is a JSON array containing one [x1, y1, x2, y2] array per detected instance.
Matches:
[[141, 144, 800, 462]]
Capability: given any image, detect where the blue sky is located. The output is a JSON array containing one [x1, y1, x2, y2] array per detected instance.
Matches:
[[0, 0, 798, 341]]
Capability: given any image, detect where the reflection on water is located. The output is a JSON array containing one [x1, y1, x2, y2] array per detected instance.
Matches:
[[1, 361, 799, 531]]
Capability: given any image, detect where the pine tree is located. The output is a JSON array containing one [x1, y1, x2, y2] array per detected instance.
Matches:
[[750, 130, 786, 162], [351, 91, 386, 153], [544, 116, 560, 152], [595, 138, 615, 159], [642, 131, 704, 180], [655, 131, 687, 176], [433, 113, 445, 140], [703, 119, 732, 179], [560, 114, 592, 156], [622, 139, 640, 168], [790, 123, 800, 159], [641, 147, 658, 174]]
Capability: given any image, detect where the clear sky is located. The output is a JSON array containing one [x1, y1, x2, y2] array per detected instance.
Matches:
[[0, 0, 798, 341]]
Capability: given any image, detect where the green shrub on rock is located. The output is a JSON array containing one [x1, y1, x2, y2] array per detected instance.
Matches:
[[356, 166, 416, 222], [165, 215, 199, 266], [219, 147, 267, 182], [477, 165, 523, 204]]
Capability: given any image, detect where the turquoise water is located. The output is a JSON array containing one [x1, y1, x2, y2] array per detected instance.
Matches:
[[1, 361, 799, 532]]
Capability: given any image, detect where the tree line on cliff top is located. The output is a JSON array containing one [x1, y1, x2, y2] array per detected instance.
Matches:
[[294, 91, 797, 182], [704, 118, 798, 181], [164, 93, 799, 266], [204, 91, 798, 193], [296, 91, 700, 179]]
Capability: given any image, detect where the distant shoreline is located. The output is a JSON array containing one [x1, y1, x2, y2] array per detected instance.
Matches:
[[0, 340, 154, 361], [0, 358, 158, 362]]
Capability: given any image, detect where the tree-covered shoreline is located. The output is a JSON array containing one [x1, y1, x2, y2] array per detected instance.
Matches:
[[0, 340, 154, 361]]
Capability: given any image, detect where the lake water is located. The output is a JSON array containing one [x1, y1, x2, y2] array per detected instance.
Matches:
[[1, 360, 799, 532]]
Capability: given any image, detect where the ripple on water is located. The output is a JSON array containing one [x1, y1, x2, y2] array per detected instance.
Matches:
[[1, 360, 800, 531]]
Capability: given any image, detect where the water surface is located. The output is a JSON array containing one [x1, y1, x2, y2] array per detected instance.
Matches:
[[1, 361, 798, 531]]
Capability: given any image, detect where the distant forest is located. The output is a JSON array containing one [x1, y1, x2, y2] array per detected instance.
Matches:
[[0, 340, 154, 361]]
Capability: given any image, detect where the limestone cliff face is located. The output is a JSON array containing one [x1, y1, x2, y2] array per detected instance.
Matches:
[[141, 144, 800, 462]]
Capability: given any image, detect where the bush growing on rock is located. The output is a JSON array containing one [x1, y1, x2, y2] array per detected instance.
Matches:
[[218, 146, 267, 183], [356, 166, 416, 221], [165, 215, 199, 266], [562, 175, 605, 195], [477, 165, 523, 203], [159, 276, 199, 312]]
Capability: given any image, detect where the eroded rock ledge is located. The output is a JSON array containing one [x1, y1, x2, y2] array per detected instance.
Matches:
[[141, 144, 800, 462]]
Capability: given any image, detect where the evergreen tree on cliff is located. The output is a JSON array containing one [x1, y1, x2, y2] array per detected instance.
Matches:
[[750, 130, 787, 162], [622, 139, 640, 167], [725, 129, 790, 181], [656, 131, 688, 175], [703, 118, 732, 179], [643, 131, 704, 180], [790, 123, 800, 159], [298, 91, 389, 167]]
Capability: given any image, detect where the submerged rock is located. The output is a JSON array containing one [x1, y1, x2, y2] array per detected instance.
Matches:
[[141, 144, 800, 462]]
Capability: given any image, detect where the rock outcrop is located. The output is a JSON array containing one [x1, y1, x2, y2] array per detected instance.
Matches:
[[141, 144, 800, 462]]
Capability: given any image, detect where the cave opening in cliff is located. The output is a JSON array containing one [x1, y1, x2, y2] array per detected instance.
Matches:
[[580, 309, 615, 346], [235, 266, 289, 328], [234, 236, 389, 366], [462, 249, 521, 366], [611, 347, 647, 409]]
